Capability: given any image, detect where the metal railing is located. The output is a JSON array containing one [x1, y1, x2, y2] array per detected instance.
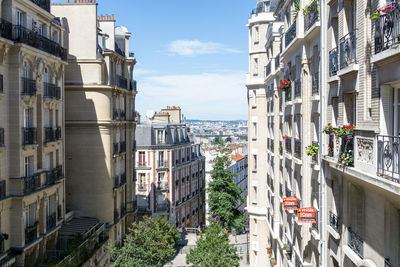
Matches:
[[285, 137, 292, 153], [44, 127, 55, 143], [156, 203, 168, 212], [44, 82, 60, 99], [348, 227, 363, 258], [374, 2, 400, 54], [340, 133, 354, 167], [47, 212, 56, 230], [0, 128, 4, 147], [55, 127, 62, 140], [329, 211, 341, 234], [385, 258, 395, 267], [114, 210, 119, 224], [157, 160, 168, 168], [312, 72, 319, 95], [304, 0, 319, 32], [21, 77, 37, 96], [285, 86, 292, 102], [339, 30, 357, 69], [329, 47, 338, 76], [377, 135, 400, 183], [137, 161, 147, 167], [116, 75, 128, 89], [137, 204, 149, 212], [285, 22, 297, 47], [294, 138, 302, 159], [0, 19, 13, 40], [113, 143, 119, 155], [45, 169, 58, 186], [294, 79, 301, 98], [23, 127, 37, 146], [25, 224, 38, 244]]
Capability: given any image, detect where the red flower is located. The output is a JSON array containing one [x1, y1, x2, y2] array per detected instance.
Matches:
[[328, 123, 331, 126], [283, 136, 287, 140]]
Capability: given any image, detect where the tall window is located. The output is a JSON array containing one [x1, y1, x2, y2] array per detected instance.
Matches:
[[139, 173, 146, 186], [25, 203, 36, 228], [16, 11, 26, 26], [47, 194, 55, 217], [254, 26, 259, 43], [157, 130, 165, 144], [253, 123, 257, 138], [252, 186, 258, 204], [138, 151, 145, 166], [24, 108, 34, 128], [45, 153, 53, 171], [24, 156, 34, 177], [253, 155, 257, 170], [254, 58, 259, 76]]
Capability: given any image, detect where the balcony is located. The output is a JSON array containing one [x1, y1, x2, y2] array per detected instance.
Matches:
[[13, 24, 67, 60], [47, 212, 56, 230], [137, 183, 147, 191], [285, 86, 292, 102], [24, 174, 41, 194], [374, 3, 400, 54], [348, 227, 363, 259], [25, 224, 38, 244], [294, 138, 302, 159], [0, 128, 4, 147], [377, 135, 400, 183], [119, 141, 126, 153], [116, 75, 128, 90], [304, 0, 319, 32], [22, 127, 37, 146], [157, 160, 168, 169], [44, 127, 55, 143], [130, 80, 137, 91], [329, 48, 338, 77], [312, 72, 319, 96], [55, 165, 63, 180], [339, 30, 357, 69], [329, 211, 341, 234], [44, 82, 61, 100], [55, 127, 62, 140], [45, 169, 58, 186], [156, 203, 168, 212], [30, 0, 50, 12], [21, 77, 37, 96], [0, 19, 12, 40], [285, 137, 292, 154], [294, 79, 301, 99], [285, 22, 297, 48]]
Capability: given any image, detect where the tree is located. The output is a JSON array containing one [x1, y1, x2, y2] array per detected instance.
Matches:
[[108, 216, 180, 267], [207, 155, 247, 233], [186, 223, 241, 267]]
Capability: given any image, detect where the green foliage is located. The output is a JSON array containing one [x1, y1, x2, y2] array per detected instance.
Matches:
[[305, 144, 319, 157], [293, 0, 301, 19], [237, 135, 248, 141], [207, 156, 247, 233], [108, 216, 180, 267], [186, 223, 241, 267]]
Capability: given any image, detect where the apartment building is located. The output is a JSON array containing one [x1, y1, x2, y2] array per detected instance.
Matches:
[[135, 107, 206, 230], [0, 0, 67, 265], [230, 153, 248, 213], [322, 0, 400, 266], [51, 0, 137, 250]]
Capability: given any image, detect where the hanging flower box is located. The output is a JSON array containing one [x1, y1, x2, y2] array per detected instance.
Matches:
[[333, 125, 354, 138], [370, 3, 396, 19], [279, 79, 291, 90]]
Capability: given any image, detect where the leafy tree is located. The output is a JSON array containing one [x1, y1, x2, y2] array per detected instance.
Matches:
[[186, 223, 241, 267], [108, 216, 180, 267], [207, 155, 247, 233]]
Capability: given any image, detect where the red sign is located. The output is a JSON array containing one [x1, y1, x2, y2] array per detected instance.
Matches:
[[298, 207, 317, 223], [283, 196, 298, 210]]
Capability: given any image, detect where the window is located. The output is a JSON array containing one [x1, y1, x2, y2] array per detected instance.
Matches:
[[47, 194, 55, 217], [23, 62, 30, 78], [254, 26, 259, 43], [24, 108, 34, 128], [157, 130, 165, 144], [25, 203, 36, 228], [138, 151, 146, 166], [55, 110, 59, 127], [16, 11, 26, 26], [253, 123, 257, 139], [52, 31, 59, 43], [252, 90, 257, 107], [41, 24, 47, 38], [138, 173, 146, 186], [24, 156, 34, 177], [45, 153, 53, 171], [253, 219, 258, 235], [253, 155, 257, 171], [252, 186, 258, 204], [254, 58, 259, 76], [344, 93, 356, 126]]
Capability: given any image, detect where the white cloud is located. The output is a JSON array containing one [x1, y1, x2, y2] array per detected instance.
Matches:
[[135, 71, 247, 120], [167, 40, 240, 56]]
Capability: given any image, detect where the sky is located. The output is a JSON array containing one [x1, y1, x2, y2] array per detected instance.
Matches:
[[53, 0, 257, 120]]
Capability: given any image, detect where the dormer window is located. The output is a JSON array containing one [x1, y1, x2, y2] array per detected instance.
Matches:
[[157, 130, 165, 144]]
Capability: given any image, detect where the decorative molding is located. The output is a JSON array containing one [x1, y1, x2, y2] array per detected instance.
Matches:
[[356, 137, 374, 164]]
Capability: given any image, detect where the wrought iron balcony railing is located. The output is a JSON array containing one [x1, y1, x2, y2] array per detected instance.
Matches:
[[312, 72, 319, 95], [385, 258, 395, 267], [377, 135, 400, 183], [285, 86, 292, 102], [21, 77, 37, 96], [55, 127, 62, 140], [157, 160, 168, 168], [0, 128, 4, 147], [116, 75, 128, 89], [285, 22, 297, 48], [348, 227, 363, 258], [130, 80, 137, 91], [156, 203, 168, 212], [44, 127, 55, 143], [25, 224, 38, 244], [374, 3, 400, 54], [24, 174, 41, 194], [304, 0, 319, 32], [294, 79, 301, 98], [285, 137, 292, 153], [329, 47, 338, 76], [329, 211, 341, 234], [23, 127, 37, 146], [114, 210, 119, 224], [0, 180, 5, 200], [339, 30, 357, 69], [47, 212, 56, 230], [44, 82, 60, 99], [0, 19, 12, 40], [294, 138, 302, 159], [45, 169, 58, 186]]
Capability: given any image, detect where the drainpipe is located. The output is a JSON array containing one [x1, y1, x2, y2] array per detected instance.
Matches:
[[319, 0, 328, 266]]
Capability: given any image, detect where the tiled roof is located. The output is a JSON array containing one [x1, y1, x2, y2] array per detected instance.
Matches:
[[232, 153, 245, 162]]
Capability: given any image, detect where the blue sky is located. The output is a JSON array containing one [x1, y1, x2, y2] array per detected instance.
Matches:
[[54, 0, 256, 120]]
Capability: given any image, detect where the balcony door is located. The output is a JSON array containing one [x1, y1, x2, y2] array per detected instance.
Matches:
[[24, 108, 34, 128], [24, 156, 34, 177], [45, 153, 53, 171], [25, 203, 36, 228], [47, 195, 55, 218], [138, 151, 145, 166]]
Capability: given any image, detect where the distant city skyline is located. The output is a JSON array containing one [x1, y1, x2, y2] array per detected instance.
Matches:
[[52, 0, 254, 120]]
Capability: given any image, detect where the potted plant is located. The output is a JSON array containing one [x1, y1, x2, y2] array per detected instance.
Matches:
[[279, 79, 291, 90], [334, 125, 354, 138], [303, 0, 319, 15], [271, 257, 277, 265], [293, 0, 301, 19], [370, 2, 396, 19], [323, 123, 334, 134], [337, 151, 353, 168], [306, 144, 319, 157]]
